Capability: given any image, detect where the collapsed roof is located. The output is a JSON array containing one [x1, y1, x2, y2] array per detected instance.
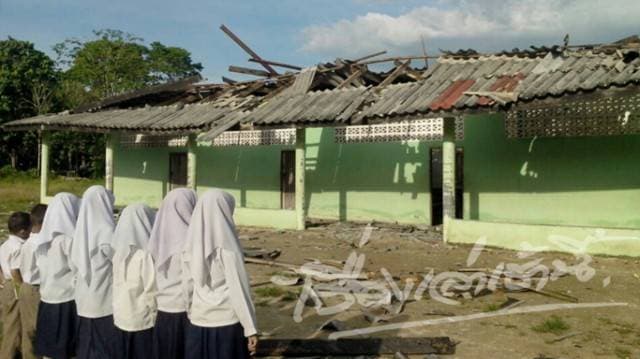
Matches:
[[4, 35, 640, 138]]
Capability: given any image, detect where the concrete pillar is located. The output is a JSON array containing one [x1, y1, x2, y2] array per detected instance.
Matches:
[[442, 117, 457, 222], [187, 134, 198, 190], [105, 133, 116, 192], [295, 128, 306, 230], [40, 131, 50, 203]]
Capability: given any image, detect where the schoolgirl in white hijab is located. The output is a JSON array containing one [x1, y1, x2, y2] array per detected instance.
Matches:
[[70, 185, 118, 359], [112, 203, 157, 359], [147, 188, 196, 359], [183, 189, 258, 359], [33, 192, 81, 359]]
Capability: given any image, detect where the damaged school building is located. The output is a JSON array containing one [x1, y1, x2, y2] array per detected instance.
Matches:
[[4, 35, 640, 257]]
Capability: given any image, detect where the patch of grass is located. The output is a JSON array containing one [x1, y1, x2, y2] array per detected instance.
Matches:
[[0, 175, 101, 239], [281, 291, 299, 301], [483, 303, 501, 312], [531, 315, 570, 335], [614, 346, 631, 359], [255, 286, 287, 298]]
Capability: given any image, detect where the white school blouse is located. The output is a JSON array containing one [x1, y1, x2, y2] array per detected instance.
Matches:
[[188, 248, 257, 337], [20, 233, 40, 285], [113, 249, 157, 331], [156, 255, 189, 313], [74, 244, 114, 318], [0, 235, 24, 280], [36, 234, 75, 303]]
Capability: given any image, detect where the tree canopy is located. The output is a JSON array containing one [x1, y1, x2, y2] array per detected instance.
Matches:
[[0, 30, 203, 175], [55, 29, 202, 99]]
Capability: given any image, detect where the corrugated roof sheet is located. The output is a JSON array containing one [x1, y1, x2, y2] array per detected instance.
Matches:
[[357, 50, 640, 121], [5, 100, 244, 133], [247, 87, 368, 125], [5, 43, 640, 133]]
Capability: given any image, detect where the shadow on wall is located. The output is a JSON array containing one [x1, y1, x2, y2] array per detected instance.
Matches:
[[462, 114, 640, 229]]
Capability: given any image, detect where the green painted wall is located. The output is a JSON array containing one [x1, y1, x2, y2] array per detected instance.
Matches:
[[112, 116, 640, 230], [305, 128, 432, 223], [460, 114, 640, 229], [113, 128, 435, 224], [445, 217, 640, 257]]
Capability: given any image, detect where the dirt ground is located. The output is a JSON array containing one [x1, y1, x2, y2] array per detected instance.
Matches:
[[239, 221, 640, 359]]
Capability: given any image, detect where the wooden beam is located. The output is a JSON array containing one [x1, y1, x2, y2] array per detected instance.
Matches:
[[220, 24, 278, 75], [336, 69, 363, 89], [248, 58, 302, 71], [376, 61, 410, 89], [228, 66, 271, 77], [255, 337, 456, 356], [352, 50, 388, 63], [359, 55, 437, 66], [222, 76, 237, 84]]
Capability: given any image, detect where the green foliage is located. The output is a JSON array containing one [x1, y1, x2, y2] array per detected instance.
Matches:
[[147, 42, 203, 83], [0, 30, 202, 177], [54, 29, 202, 99], [531, 315, 570, 335], [0, 38, 58, 169]]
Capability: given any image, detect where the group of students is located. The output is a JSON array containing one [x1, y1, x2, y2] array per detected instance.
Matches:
[[0, 186, 258, 359]]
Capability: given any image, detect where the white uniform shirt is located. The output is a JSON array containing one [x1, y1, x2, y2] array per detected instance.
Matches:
[[156, 255, 189, 313], [0, 235, 25, 280], [74, 244, 114, 318], [113, 249, 157, 331], [36, 234, 75, 303], [188, 248, 258, 337], [20, 232, 40, 285]]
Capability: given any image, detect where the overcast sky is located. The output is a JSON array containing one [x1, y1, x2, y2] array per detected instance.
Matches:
[[1, 0, 638, 82]]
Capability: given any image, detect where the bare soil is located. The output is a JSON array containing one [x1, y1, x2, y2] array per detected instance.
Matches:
[[240, 221, 640, 359]]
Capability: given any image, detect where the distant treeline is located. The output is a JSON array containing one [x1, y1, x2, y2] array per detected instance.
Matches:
[[0, 29, 203, 177]]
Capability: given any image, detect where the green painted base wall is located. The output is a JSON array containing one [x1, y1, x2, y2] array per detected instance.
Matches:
[[460, 115, 640, 229], [445, 217, 640, 257], [112, 117, 640, 230], [113, 128, 436, 225]]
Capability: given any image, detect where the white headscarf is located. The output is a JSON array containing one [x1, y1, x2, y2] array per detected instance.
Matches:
[[113, 203, 156, 261], [148, 188, 197, 271], [186, 189, 243, 287], [35, 192, 81, 248], [71, 185, 116, 284]]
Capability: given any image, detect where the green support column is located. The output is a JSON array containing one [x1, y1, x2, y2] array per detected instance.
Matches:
[[105, 133, 116, 192], [187, 134, 198, 190], [295, 128, 306, 230], [442, 117, 457, 226], [40, 131, 50, 203]]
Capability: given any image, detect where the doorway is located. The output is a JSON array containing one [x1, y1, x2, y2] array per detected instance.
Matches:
[[280, 150, 295, 209], [430, 147, 464, 225], [169, 153, 188, 190]]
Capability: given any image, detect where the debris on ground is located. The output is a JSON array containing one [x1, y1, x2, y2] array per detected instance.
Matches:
[[254, 337, 457, 356]]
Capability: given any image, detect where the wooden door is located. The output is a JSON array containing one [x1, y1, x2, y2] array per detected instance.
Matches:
[[280, 150, 295, 209], [169, 153, 188, 190]]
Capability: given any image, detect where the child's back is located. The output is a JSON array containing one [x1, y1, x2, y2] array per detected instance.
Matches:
[[0, 211, 31, 359]]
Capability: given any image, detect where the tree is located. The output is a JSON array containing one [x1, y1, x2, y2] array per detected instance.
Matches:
[[55, 29, 203, 100], [0, 37, 58, 169], [147, 42, 203, 83]]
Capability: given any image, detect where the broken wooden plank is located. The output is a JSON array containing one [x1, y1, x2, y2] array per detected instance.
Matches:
[[220, 24, 278, 75], [221, 76, 237, 84], [244, 247, 281, 259], [376, 61, 411, 89], [228, 65, 272, 77], [336, 68, 363, 89], [352, 50, 388, 63], [245, 257, 299, 271], [249, 58, 302, 71], [255, 337, 456, 356]]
